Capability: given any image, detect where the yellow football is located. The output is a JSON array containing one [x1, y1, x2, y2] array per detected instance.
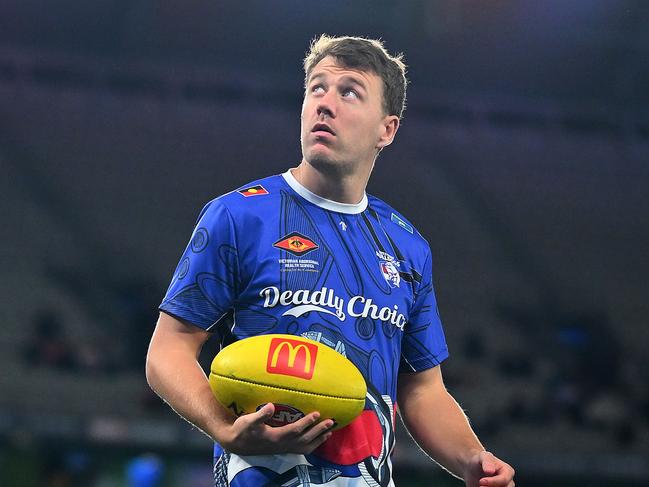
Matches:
[[209, 334, 366, 429]]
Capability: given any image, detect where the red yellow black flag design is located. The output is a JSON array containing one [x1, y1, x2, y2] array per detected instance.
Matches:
[[238, 185, 269, 197]]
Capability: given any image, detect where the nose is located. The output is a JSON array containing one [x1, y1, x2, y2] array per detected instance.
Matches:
[[316, 90, 336, 119]]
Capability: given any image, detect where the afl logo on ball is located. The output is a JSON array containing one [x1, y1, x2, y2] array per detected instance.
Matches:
[[260, 403, 306, 427]]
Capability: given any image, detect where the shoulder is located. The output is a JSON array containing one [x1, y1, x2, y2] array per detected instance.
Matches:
[[366, 194, 431, 256], [200, 173, 285, 220], [218, 173, 284, 209]]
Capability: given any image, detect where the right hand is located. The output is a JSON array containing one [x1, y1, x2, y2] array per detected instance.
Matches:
[[219, 403, 335, 455]]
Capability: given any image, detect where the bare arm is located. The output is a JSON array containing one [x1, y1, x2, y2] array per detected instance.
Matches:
[[397, 366, 514, 487], [145, 311, 229, 440], [146, 311, 334, 454]]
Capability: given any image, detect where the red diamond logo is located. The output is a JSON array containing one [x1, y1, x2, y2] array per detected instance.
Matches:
[[273, 232, 319, 256]]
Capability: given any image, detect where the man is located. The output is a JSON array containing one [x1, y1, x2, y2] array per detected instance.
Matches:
[[146, 35, 515, 487]]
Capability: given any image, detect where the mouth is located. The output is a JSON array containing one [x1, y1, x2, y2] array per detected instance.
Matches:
[[311, 123, 336, 136]]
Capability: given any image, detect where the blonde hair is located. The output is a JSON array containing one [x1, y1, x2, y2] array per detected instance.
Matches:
[[303, 34, 408, 119]]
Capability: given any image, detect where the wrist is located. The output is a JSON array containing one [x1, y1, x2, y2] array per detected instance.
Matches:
[[195, 398, 236, 445], [207, 413, 237, 445], [459, 448, 486, 476]]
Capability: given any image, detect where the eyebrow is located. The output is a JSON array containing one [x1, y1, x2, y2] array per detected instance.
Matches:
[[309, 72, 368, 92]]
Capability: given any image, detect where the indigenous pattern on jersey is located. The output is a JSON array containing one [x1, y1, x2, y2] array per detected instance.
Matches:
[[160, 170, 449, 487]]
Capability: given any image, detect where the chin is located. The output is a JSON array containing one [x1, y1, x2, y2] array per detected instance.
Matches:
[[305, 149, 353, 176], [308, 156, 348, 176]]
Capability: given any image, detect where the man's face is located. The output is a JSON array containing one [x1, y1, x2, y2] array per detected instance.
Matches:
[[300, 56, 396, 175]]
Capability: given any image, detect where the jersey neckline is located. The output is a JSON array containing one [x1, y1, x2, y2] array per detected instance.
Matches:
[[281, 169, 368, 214]]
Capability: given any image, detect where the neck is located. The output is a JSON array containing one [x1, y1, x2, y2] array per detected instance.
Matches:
[[292, 159, 373, 204]]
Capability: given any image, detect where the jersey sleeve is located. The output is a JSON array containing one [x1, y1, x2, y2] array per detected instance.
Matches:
[[399, 248, 449, 372], [159, 200, 240, 330]]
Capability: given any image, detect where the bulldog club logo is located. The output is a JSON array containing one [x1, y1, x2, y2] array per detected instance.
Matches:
[[380, 261, 400, 288], [376, 251, 401, 288]]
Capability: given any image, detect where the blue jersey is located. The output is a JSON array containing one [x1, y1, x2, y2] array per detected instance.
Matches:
[[160, 170, 449, 487]]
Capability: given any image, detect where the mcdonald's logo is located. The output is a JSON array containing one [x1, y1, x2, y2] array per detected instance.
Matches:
[[266, 337, 318, 380]]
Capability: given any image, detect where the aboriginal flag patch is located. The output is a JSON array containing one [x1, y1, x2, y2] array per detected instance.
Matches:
[[238, 185, 269, 197], [273, 232, 319, 256]]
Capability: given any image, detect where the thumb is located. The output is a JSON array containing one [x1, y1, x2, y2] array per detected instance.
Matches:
[[481, 451, 496, 476], [251, 403, 275, 423]]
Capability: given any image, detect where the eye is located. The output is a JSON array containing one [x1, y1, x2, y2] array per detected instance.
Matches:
[[311, 84, 325, 95], [342, 88, 359, 99]]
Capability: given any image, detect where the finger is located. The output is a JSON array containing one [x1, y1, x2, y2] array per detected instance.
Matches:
[[302, 430, 333, 454], [247, 403, 275, 425], [300, 419, 335, 443], [479, 471, 515, 486], [285, 411, 321, 435]]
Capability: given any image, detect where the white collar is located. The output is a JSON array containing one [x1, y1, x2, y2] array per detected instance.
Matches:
[[282, 169, 368, 214]]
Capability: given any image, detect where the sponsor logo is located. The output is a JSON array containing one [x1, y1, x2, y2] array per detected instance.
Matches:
[[227, 401, 245, 417], [266, 337, 318, 380], [376, 250, 397, 262], [260, 286, 406, 331], [273, 232, 319, 257], [238, 185, 269, 197], [260, 403, 305, 427], [278, 258, 320, 273], [391, 213, 413, 234]]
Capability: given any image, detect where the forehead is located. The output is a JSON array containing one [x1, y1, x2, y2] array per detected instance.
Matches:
[[308, 56, 381, 90]]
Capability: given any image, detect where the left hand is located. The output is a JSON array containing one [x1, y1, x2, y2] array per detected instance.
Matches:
[[463, 450, 515, 487]]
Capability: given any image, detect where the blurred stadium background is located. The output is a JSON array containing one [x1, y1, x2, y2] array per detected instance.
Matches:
[[1, 1, 648, 486]]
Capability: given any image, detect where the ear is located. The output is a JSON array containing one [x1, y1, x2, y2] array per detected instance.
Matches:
[[376, 115, 400, 150]]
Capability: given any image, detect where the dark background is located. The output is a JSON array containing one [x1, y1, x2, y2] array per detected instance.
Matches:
[[1, 1, 648, 485]]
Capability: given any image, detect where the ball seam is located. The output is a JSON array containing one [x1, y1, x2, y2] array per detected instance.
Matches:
[[213, 374, 364, 401]]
